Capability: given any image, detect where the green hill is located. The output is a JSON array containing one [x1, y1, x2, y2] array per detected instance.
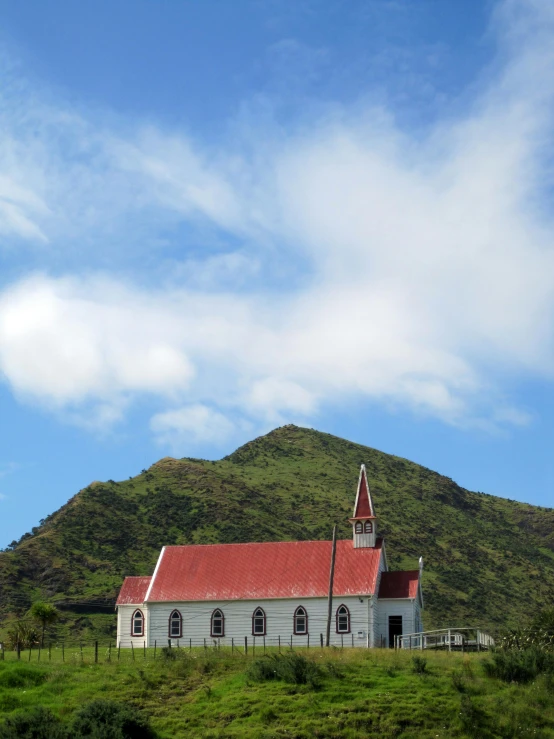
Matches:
[[1, 425, 553, 639]]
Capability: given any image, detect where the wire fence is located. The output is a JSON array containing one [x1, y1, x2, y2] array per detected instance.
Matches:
[[0, 633, 373, 664]]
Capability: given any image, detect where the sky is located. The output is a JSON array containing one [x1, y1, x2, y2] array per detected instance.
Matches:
[[1, 0, 554, 548]]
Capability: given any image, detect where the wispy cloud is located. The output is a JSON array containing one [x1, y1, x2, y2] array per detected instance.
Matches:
[[0, 0, 553, 439]]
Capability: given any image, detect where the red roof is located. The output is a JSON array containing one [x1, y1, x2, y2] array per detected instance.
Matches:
[[116, 576, 152, 605], [143, 539, 384, 602], [351, 465, 376, 519], [378, 570, 420, 599]]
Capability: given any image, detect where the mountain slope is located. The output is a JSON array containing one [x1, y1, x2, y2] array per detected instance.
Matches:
[[1, 425, 553, 638]]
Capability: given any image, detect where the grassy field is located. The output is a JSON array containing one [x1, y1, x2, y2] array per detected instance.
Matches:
[[1, 646, 553, 738]]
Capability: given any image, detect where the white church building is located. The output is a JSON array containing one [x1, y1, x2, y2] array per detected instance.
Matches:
[[116, 465, 423, 648]]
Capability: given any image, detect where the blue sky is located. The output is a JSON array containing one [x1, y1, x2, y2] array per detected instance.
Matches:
[[1, 0, 554, 548]]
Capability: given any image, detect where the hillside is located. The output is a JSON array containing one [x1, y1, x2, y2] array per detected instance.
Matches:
[[1, 425, 553, 638]]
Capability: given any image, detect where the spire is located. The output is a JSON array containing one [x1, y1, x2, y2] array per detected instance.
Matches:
[[352, 464, 376, 519]]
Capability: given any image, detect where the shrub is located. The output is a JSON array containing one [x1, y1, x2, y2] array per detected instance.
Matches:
[[458, 695, 489, 736], [70, 700, 157, 738], [5, 622, 40, 651], [483, 647, 554, 684], [0, 706, 67, 738], [0, 665, 48, 688], [411, 655, 428, 674], [247, 653, 322, 688]]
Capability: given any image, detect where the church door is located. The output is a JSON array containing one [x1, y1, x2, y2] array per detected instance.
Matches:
[[388, 615, 403, 648]]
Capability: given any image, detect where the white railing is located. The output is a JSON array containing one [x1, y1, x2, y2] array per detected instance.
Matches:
[[395, 627, 495, 651]]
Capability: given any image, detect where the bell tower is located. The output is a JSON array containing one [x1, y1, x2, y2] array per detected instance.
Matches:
[[349, 464, 377, 548]]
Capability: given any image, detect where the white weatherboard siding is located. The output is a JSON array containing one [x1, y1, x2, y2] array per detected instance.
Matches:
[[374, 599, 417, 648], [117, 605, 150, 648], [117, 596, 372, 648]]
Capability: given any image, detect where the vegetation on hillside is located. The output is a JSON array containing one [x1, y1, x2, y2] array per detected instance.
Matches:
[[1, 647, 554, 738], [0, 425, 553, 639]]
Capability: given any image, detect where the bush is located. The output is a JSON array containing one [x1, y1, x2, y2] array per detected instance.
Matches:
[[70, 700, 157, 738], [0, 706, 67, 738], [0, 665, 49, 688], [411, 655, 428, 674], [5, 622, 40, 651], [483, 647, 554, 684], [247, 653, 322, 688]]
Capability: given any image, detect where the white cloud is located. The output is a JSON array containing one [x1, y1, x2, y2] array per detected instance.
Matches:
[[0, 0, 553, 436], [0, 275, 194, 405], [151, 404, 236, 448]]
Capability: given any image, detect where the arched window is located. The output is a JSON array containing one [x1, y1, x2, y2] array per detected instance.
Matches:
[[364, 521, 373, 534], [211, 609, 225, 637], [355, 521, 363, 533], [169, 609, 182, 639], [294, 606, 308, 635], [131, 609, 144, 637], [252, 607, 266, 636], [336, 605, 350, 633]]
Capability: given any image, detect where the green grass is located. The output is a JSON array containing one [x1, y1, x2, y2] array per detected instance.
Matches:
[[1, 648, 553, 738], [1, 425, 554, 639]]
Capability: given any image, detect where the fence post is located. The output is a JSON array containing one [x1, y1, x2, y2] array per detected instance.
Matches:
[[48, 644, 51, 662], [307, 634, 309, 649], [131, 642, 135, 661], [95, 641, 98, 663], [476, 630, 481, 652], [153, 640, 156, 660], [420, 633, 424, 651], [204, 638, 206, 652], [320, 633, 323, 648], [263, 636, 266, 655], [168, 639, 171, 650], [341, 635, 343, 649], [118, 642, 121, 662], [278, 635, 281, 653], [290, 635, 293, 651], [252, 636, 255, 658], [231, 638, 234, 655], [352, 633, 354, 648], [28, 646, 31, 662], [38, 646, 41, 662], [244, 636, 248, 655], [108, 643, 112, 663], [17, 642, 21, 661], [448, 629, 451, 652], [189, 638, 192, 652]]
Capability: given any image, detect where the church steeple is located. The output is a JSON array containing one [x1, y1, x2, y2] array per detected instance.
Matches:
[[349, 464, 377, 548]]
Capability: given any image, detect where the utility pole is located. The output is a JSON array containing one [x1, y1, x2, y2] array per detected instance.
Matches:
[[325, 525, 337, 647]]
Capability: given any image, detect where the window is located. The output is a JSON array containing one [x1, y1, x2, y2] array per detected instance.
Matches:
[[294, 606, 308, 635], [364, 521, 373, 534], [131, 609, 144, 637], [336, 605, 350, 633], [211, 609, 225, 637], [169, 610, 182, 639], [355, 521, 363, 533], [252, 607, 266, 636]]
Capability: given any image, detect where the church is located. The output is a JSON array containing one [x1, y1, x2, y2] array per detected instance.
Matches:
[[116, 465, 423, 648]]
